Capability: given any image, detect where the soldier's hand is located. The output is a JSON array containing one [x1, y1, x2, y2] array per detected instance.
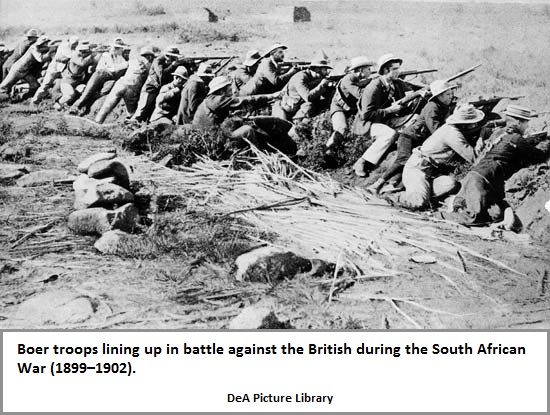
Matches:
[[387, 103, 403, 114]]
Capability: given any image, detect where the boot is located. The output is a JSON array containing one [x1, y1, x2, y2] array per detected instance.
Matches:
[[367, 178, 385, 194], [353, 157, 370, 177], [325, 131, 343, 156]]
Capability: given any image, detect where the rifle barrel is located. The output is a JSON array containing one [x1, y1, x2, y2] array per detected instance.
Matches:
[[445, 63, 482, 83], [399, 69, 438, 78]]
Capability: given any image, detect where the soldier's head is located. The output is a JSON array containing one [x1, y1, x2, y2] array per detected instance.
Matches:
[[243, 50, 262, 73], [164, 46, 180, 64], [34, 36, 51, 53], [196, 62, 215, 81], [446, 104, 485, 133], [503, 105, 537, 134], [76, 43, 91, 57], [377, 53, 402, 81], [110, 38, 126, 56], [349, 56, 375, 79], [68, 36, 80, 50], [208, 76, 233, 97], [308, 59, 332, 77], [429, 80, 458, 106], [26, 28, 39, 42], [140, 46, 155, 63], [264, 43, 287, 63], [172, 66, 189, 87]]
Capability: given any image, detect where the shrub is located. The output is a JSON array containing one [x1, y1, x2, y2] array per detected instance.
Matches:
[[135, 1, 166, 16]]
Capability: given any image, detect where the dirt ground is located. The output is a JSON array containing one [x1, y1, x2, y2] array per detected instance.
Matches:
[[1, 105, 548, 330]]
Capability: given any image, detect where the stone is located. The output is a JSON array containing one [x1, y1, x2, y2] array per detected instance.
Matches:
[[87, 159, 130, 190], [68, 203, 140, 235], [77, 152, 117, 174], [293, 6, 311, 22], [94, 230, 139, 255], [68, 208, 113, 235], [234, 246, 312, 283], [229, 298, 293, 329], [73, 175, 133, 210], [13, 290, 96, 326], [16, 169, 71, 187], [0, 163, 29, 184]]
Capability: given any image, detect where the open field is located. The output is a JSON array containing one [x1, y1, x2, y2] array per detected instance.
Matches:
[[0, 0, 549, 329]]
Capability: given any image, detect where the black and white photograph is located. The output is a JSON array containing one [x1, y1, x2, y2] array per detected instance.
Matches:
[[0, 0, 549, 330]]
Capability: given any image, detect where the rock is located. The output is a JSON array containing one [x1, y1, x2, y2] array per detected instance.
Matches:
[[13, 290, 97, 326], [204, 7, 218, 22], [293, 6, 311, 22], [77, 152, 117, 174], [68, 203, 140, 235], [506, 168, 535, 193], [234, 246, 312, 283], [0, 163, 29, 184], [111, 203, 140, 233], [73, 175, 133, 210], [45, 154, 72, 167], [16, 169, 71, 187], [87, 159, 130, 190], [229, 299, 293, 329], [94, 230, 139, 254], [68, 208, 113, 235]]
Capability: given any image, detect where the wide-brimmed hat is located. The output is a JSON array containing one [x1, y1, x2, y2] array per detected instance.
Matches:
[[377, 53, 403, 75], [68, 36, 80, 46], [446, 104, 485, 125], [243, 49, 262, 67], [140, 46, 155, 57], [208, 76, 232, 94], [429, 80, 458, 101], [111, 38, 127, 49], [349, 56, 375, 71], [308, 58, 332, 69], [172, 66, 189, 79], [26, 28, 39, 38], [76, 43, 91, 53], [196, 62, 215, 77], [35, 36, 50, 47], [262, 42, 287, 57], [164, 45, 180, 56], [502, 104, 537, 121]]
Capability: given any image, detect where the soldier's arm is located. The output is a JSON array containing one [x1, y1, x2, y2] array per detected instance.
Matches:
[[423, 103, 445, 134], [446, 131, 476, 163], [360, 86, 390, 123]]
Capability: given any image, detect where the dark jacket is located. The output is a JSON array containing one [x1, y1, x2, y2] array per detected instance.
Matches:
[[143, 55, 178, 93], [401, 98, 451, 141], [473, 126, 547, 194], [239, 57, 294, 96], [279, 70, 328, 114], [353, 77, 410, 135], [176, 75, 208, 125]]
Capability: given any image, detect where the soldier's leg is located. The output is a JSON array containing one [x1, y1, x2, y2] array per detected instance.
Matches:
[[292, 102, 315, 122], [22, 74, 41, 100], [360, 123, 398, 166], [132, 89, 158, 122], [32, 70, 60, 103], [58, 80, 77, 106], [122, 87, 140, 118], [432, 175, 459, 200], [72, 71, 109, 111], [95, 82, 125, 124], [0, 68, 24, 95], [271, 101, 291, 121], [394, 165, 431, 210], [326, 111, 347, 151]]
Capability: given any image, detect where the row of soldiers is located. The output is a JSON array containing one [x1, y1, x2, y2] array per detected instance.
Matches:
[[1, 30, 548, 231]]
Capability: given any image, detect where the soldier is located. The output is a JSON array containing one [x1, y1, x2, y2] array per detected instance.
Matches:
[[55, 43, 95, 108], [95, 46, 155, 124], [192, 75, 277, 128], [352, 53, 412, 177], [0, 35, 51, 101], [69, 38, 129, 116], [176, 62, 214, 125], [131, 45, 182, 123], [2, 28, 39, 80], [0, 44, 15, 83], [150, 66, 189, 124], [238, 43, 298, 96], [368, 79, 457, 194], [443, 105, 548, 229], [271, 58, 333, 122], [325, 56, 375, 156], [231, 49, 262, 95], [31, 35, 79, 104], [386, 104, 483, 210]]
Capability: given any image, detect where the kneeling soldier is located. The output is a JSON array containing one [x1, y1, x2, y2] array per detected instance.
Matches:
[[150, 66, 189, 124], [443, 105, 548, 230]]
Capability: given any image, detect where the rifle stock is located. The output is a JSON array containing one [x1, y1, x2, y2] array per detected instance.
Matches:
[[399, 68, 438, 78]]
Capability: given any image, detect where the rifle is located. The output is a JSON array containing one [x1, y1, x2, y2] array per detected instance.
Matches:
[[524, 130, 548, 143], [469, 95, 524, 115], [280, 60, 311, 69], [214, 57, 237, 75], [395, 64, 482, 107], [167, 54, 238, 64], [399, 68, 438, 79]]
